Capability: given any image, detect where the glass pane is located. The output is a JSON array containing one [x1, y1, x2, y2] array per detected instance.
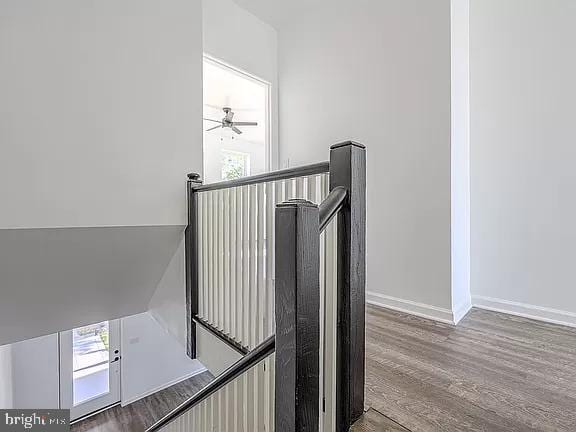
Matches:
[[72, 321, 110, 406], [221, 150, 250, 180]]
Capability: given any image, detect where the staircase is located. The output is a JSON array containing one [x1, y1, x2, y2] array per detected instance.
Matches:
[[147, 141, 366, 432]]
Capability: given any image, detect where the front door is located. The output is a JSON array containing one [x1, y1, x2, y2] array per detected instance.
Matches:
[[59, 320, 121, 420]]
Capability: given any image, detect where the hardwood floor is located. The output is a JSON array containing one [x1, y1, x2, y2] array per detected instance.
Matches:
[[72, 371, 213, 432], [364, 305, 576, 432]]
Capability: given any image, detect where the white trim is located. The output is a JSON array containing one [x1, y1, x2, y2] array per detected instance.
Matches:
[[366, 291, 456, 325], [204, 53, 270, 87], [452, 300, 472, 324], [121, 367, 207, 407], [367, 292, 576, 329], [472, 295, 576, 329]]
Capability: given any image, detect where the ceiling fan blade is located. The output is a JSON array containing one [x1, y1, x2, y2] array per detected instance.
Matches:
[[206, 125, 222, 132], [232, 122, 258, 126], [231, 126, 243, 135], [203, 118, 222, 123]]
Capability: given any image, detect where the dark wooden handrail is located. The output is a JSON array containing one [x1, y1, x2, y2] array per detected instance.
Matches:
[[145, 336, 275, 432], [193, 161, 329, 192], [319, 186, 348, 232]]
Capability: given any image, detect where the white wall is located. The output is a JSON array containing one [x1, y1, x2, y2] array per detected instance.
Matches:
[[0, 226, 184, 346], [0, 0, 203, 344], [148, 238, 191, 349], [0, 0, 203, 229], [275, 1, 454, 315], [120, 312, 206, 406], [0, 345, 13, 409], [203, 0, 279, 169], [5, 313, 205, 410], [450, 0, 472, 322], [197, 326, 242, 377], [470, 0, 576, 324], [11, 334, 60, 409], [203, 0, 276, 91]]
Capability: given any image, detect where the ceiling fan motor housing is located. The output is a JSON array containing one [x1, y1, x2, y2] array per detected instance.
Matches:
[[204, 107, 257, 135]]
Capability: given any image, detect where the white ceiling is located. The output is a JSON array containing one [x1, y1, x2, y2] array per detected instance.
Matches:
[[231, 0, 330, 28]]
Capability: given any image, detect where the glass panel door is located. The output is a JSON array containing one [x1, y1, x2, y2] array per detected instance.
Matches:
[[59, 320, 120, 420]]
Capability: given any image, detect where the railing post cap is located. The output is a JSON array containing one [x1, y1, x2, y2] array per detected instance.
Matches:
[[277, 198, 317, 209], [330, 141, 366, 150], [187, 173, 203, 185]]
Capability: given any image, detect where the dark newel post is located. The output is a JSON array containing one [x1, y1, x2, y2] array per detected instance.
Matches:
[[330, 141, 367, 430], [186, 173, 202, 359], [275, 199, 320, 432]]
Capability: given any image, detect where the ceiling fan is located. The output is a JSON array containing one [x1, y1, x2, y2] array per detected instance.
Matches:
[[204, 107, 258, 135]]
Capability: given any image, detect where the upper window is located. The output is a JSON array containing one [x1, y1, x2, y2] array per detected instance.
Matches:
[[221, 149, 250, 181], [203, 56, 270, 183]]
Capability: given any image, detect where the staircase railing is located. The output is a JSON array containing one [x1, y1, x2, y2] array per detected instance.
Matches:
[[148, 141, 365, 432], [188, 162, 331, 354]]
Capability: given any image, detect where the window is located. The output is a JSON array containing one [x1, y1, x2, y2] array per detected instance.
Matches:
[[203, 56, 270, 183], [221, 150, 250, 180]]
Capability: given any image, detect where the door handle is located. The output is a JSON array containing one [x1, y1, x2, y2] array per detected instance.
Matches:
[[110, 356, 121, 364]]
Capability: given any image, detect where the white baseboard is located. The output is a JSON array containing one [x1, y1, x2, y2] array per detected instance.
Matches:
[[472, 295, 576, 329], [121, 367, 207, 407], [452, 300, 472, 325], [367, 291, 576, 329], [366, 291, 457, 325]]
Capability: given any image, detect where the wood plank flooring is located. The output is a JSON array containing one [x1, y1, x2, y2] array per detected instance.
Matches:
[[364, 305, 576, 432], [72, 371, 213, 432]]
